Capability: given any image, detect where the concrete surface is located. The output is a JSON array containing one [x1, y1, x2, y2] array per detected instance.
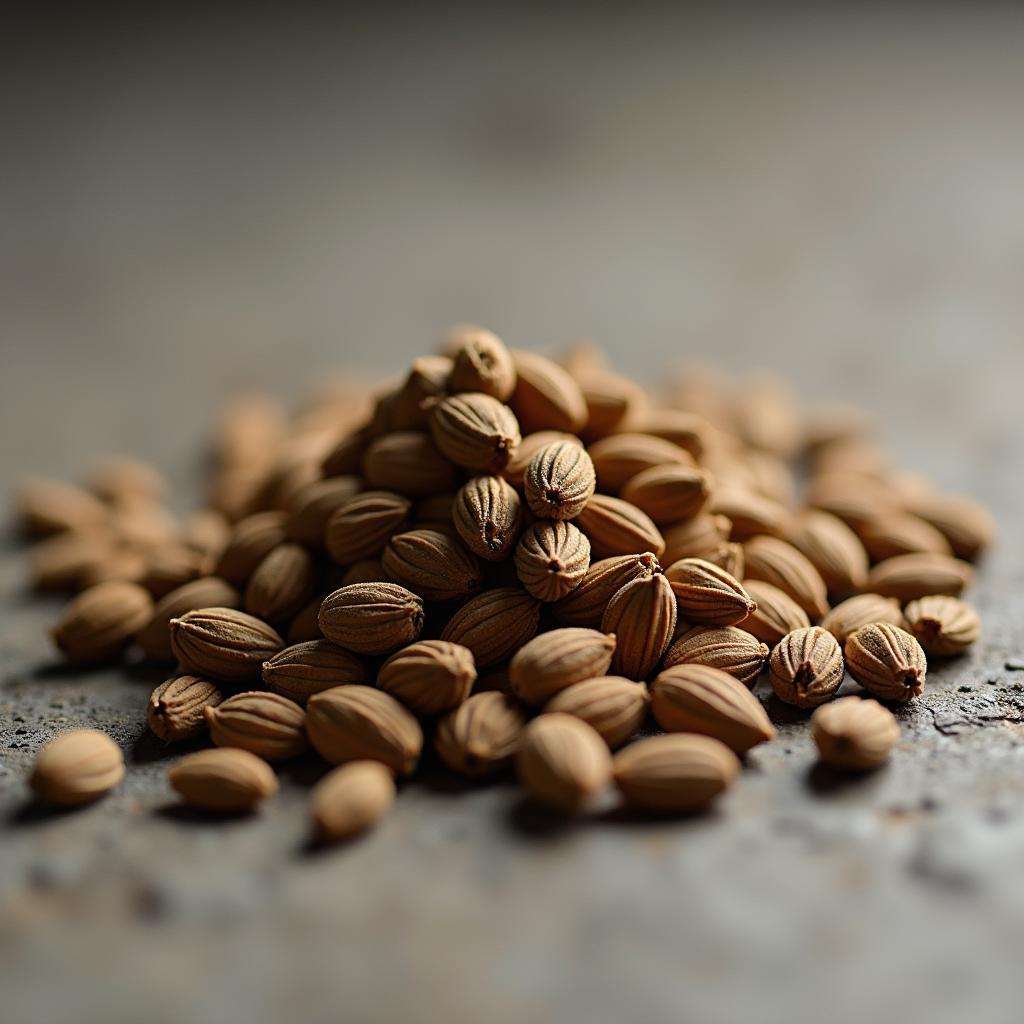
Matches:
[[2, 9, 1024, 1024]]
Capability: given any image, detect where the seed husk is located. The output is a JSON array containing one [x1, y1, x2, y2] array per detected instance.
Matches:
[[378, 640, 476, 715], [170, 607, 284, 683], [453, 476, 523, 561], [51, 580, 154, 663], [244, 542, 318, 623], [311, 761, 397, 842], [261, 639, 367, 704], [284, 475, 364, 545], [517, 713, 612, 811], [148, 675, 224, 742], [738, 580, 810, 648], [30, 729, 125, 806], [708, 487, 788, 541], [318, 582, 424, 655], [140, 545, 211, 599], [844, 623, 927, 702], [660, 513, 733, 564], [866, 553, 974, 603], [903, 595, 981, 657], [551, 552, 661, 629], [324, 490, 413, 565], [523, 440, 597, 521], [768, 626, 845, 709], [699, 541, 745, 581], [214, 511, 289, 585], [783, 509, 869, 596], [16, 477, 108, 536], [448, 328, 517, 400], [632, 409, 707, 460], [576, 369, 645, 441], [391, 356, 453, 430], [602, 574, 677, 681], [382, 528, 482, 602], [434, 691, 527, 777], [137, 576, 242, 661], [858, 513, 953, 562], [514, 521, 591, 602], [509, 627, 616, 704], [587, 433, 694, 494], [620, 464, 714, 526], [820, 592, 905, 645], [811, 695, 900, 771], [362, 431, 458, 497], [501, 431, 582, 488], [29, 529, 114, 592], [663, 625, 770, 688], [743, 536, 830, 620], [205, 691, 308, 761], [428, 393, 521, 473], [575, 494, 666, 560], [544, 676, 648, 749], [664, 558, 755, 627], [509, 350, 588, 434], [900, 492, 995, 560], [440, 586, 541, 668], [168, 748, 278, 813]]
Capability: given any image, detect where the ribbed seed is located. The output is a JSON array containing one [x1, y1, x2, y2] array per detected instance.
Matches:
[[575, 494, 665, 560], [903, 595, 981, 657], [453, 476, 523, 561], [428, 393, 521, 473], [514, 521, 591, 602], [509, 350, 587, 434], [440, 587, 541, 668], [448, 328, 517, 400], [517, 713, 612, 811], [768, 626, 844, 709], [737, 580, 810, 648], [844, 623, 927, 702], [147, 675, 224, 742], [587, 433, 694, 493], [509, 627, 616, 704], [784, 509, 869, 595], [743, 536, 830, 620], [601, 574, 677, 681], [382, 529, 482, 602], [544, 676, 648, 749], [261, 639, 367, 704], [318, 582, 424, 655], [866, 553, 973, 603], [205, 691, 308, 761], [620, 464, 714, 526], [434, 691, 527, 777], [324, 491, 412, 565], [811, 696, 900, 770], [523, 440, 596, 520], [552, 552, 661, 629], [361, 431, 458, 497], [664, 558, 755, 627], [378, 640, 477, 715], [820, 593, 905, 645], [170, 607, 283, 683], [663, 625, 769, 688]]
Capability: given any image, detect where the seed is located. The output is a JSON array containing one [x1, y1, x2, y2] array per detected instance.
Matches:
[[509, 627, 616, 704], [261, 639, 367, 704], [576, 369, 645, 441], [811, 695, 900, 770], [901, 492, 995, 561], [552, 552, 661, 629], [318, 582, 424, 655], [311, 761, 396, 842], [88, 456, 167, 504], [768, 626, 844, 709], [107, 500, 179, 551], [205, 691, 308, 761], [743, 536, 830, 620], [523, 440, 597, 520], [244, 542, 318, 623], [434, 691, 527, 777], [382, 529, 482, 602], [148, 675, 224, 742], [738, 580, 810, 647], [440, 586, 541, 668], [903, 595, 981, 657], [168, 748, 278, 813], [664, 558, 755, 627], [448, 328, 517, 400], [783, 510, 869, 595], [587, 433, 694, 493], [378, 640, 476, 715], [29, 530, 114, 592], [858, 513, 953, 562], [509, 350, 587, 434], [602, 574, 677, 680], [51, 580, 154, 663], [322, 430, 369, 478], [663, 625, 769, 687], [700, 541, 745, 580], [215, 395, 286, 470], [661, 513, 733, 564], [575, 494, 665, 560], [30, 729, 125, 806], [140, 545, 211, 599], [324, 490, 412, 565], [361, 431, 458, 497], [514, 521, 591, 602], [502, 431, 582, 488], [517, 713, 612, 811], [428, 393, 521, 473], [844, 623, 927, 702], [391, 355, 453, 430], [708, 487, 788, 541], [170, 607, 284, 682], [452, 476, 523, 560], [650, 664, 775, 753], [612, 734, 739, 812], [632, 409, 707, 460], [620, 464, 714, 526], [544, 676, 648, 749], [137, 576, 241, 661], [306, 685, 423, 775], [214, 510, 289, 585], [820, 593, 905, 645], [806, 473, 896, 531], [284, 476, 364, 545], [733, 377, 800, 457], [16, 477, 107, 536], [413, 491, 458, 533], [866, 553, 974, 603]]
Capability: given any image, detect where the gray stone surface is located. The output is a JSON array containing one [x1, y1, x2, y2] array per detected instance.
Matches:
[[3, 9, 1024, 1024]]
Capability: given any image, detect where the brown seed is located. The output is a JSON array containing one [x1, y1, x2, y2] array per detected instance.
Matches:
[[769, 626, 845, 709], [29, 530, 114, 592], [661, 514, 733, 564], [805, 473, 895, 531], [181, 509, 231, 562], [601, 574, 677, 680], [204, 691, 307, 761], [106, 499, 179, 552], [575, 493, 666, 560], [168, 748, 278, 813], [858, 513, 953, 562], [88, 456, 167, 504], [844, 623, 927, 702], [391, 355, 453, 430], [811, 695, 900, 771], [30, 729, 125, 806], [784, 510, 869, 596], [552, 552, 661, 629], [318, 582, 424, 655], [215, 395, 286, 469], [214, 511, 289, 586], [306, 685, 423, 775], [361, 431, 458, 497], [517, 713, 612, 811], [709, 487, 788, 541], [663, 626, 769, 688], [285, 476, 364, 545], [523, 440, 597, 521], [650, 664, 775, 754], [324, 490, 413, 565], [620, 464, 714, 526], [448, 328, 517, 400], [439, 587, 542, 668], [51, 580, 154, 663], [434, 691, 527, 777], [700, 541, 745, 581], [820, 592, 906, 645], [16, 477, 108, 536], [576, 369, 645, 441], [287, 594, 326, 642], [428, 393, 521, 473], [413, 491, 458, 533], [901, 492, 995, 560], [502, 431, 582, 488], [509, 350, 588, 434], [378, 640, 477, 715], [586, 433, 694, 494], [147, 675, 224, 742], [169, 607, 284, 683], [866, 553, 974, 603], [137, 576, 242, 661], [739, 580, 811, 647], [515, 521, 591, 602], [321, 429, 368, 478], [733, 376, 801, 457], [903, 595, 981, 657], [545, 676, 649, 749], [743, 536, 830, 620], [453, 476, 523, 561], [77, 547, 149, 588], [382, 529, 482, 602], [664, 558, 755, 627], [140, 545, 211, 599], [244, 542, 318, 623], [612, 734, 739, 812], [261, 639, 367, 704], [311, 761, 397, 842], [632, 409, 707, 460], [509, 627, 617, 705]]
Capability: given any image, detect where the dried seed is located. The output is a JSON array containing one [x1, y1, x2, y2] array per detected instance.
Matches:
[[215, 395, 286, 469], [709, 487, 788, 541], [29, 530, 114, 592], [382, 528, 482, 602], [903, 595, 981, 657], [587, 433, 693, 494], [811, 695, 900, 770], [362, 431, 458, 497], [169, 607, 284, 683], [650, 664, 775, 753], [552, 552, 661, 629], [140, 545, 211, 599], [858, 513, 953, 562], [509, 627, 616, 704], [700, 541, 745, 580], [312, 761, 396, 842], [743, 536, 830, 620], [509, 350, 588, 434], [660, 513, 733, 564], [306, 685, 423, 775], [322, 430, 368, 478], [502, 431, 582, 488], [181, 509, 231, 562], [168, 748, 278, 813], [439, 586, 542, 668], [324, 490, 413, 565], [514, 521, 591, 602], [428, 393, 521, 473], [287, 594, 326, 643], [517, 713, 612, 811], [820, 592, 906, 645], [378, 640, 477, 715], [663, 625, 770, 687], [448, 328, 517, 400], [664, 558, 755, 626], [137, 576, 241, 662], [318, 582, 424, 655], [632, 409, 707, 460], [784, 509, 869, 595], [205, 691, 308, 761], [544, 675, 648, 749], [214, 511, 289, 586], [148, 675, 224, 743], [391, 355, 453, 430], [453, 476, 523, 561], [612, 734, 739, 812], [733, 376, 800, 457], [244, 542, 318, 623], [51, 581, 154, 663], [30, 729, 125, 806], [434, 691, 527, 777], [16, 477, 108, 536], [523, 440, 596, 521], [601, 574, 677, 680], [576, 369, 645, 441], [805, 474, 895, 531], [844, 623, 927, 702], [768, 626, 845, 709], [739, 580, 811, 647], [413, 491, 458, 533], [901, 492, 995, 560], [866, 552, 974, 603], [620, 464, 714, 526], [88, 456, 167, 504], [575, 493, 665, 560], [285, 475, 364, 545], [261, 639, 367, 704]]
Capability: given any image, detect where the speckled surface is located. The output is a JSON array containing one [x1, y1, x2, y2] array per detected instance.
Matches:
[[3, 9, 1024, 1024]]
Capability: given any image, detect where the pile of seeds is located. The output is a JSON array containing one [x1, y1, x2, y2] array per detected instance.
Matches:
[[15, 328, 994, 836]]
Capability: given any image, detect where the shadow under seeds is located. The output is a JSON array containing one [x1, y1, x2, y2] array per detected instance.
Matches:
[[6, 799, 90, 827], [805, 761, 884, 796]]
